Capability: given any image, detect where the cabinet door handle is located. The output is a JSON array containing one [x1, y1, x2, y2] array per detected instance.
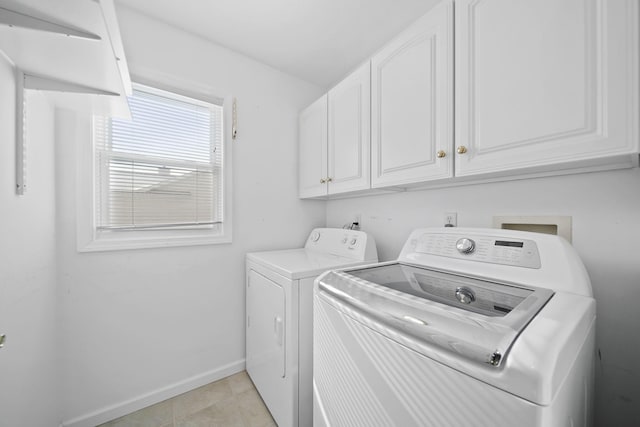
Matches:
[[457, 146, 468, 154], [0, 334, 6, 349], [436, 150, 446, 158], [320, 178, 326, 184], [327, 177, 333, 183]]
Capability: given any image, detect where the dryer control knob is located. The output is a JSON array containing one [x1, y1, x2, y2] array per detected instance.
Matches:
[[456, 238, 476, 254], [310, 231, 321, 242]]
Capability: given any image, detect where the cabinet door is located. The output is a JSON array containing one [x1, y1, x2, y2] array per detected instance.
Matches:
[[371, 0, 454, 187], [327, 62, 371, 194], [299, 95, 328, 198], [455, 0, 639, 177]]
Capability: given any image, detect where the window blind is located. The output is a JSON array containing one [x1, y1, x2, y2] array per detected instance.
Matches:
[[94, 84, 224, 230]]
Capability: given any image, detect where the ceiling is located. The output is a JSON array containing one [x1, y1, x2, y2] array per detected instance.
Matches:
[[115, 0, 441, 88]]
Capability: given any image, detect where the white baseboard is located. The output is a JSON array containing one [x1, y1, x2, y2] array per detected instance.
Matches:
[[62, 358, 246, 427]]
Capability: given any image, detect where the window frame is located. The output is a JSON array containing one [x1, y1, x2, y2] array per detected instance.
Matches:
[[77, 76, 233, 252]]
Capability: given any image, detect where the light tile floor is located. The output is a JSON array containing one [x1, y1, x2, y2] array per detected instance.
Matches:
[[98, 371, 276, 427]]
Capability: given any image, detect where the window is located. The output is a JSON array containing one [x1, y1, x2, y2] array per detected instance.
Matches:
[[78, 82, 232, 251]]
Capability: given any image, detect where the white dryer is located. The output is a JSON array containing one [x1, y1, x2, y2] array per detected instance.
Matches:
[[314, 227, 595, 427], [246, 228, 377, 427]]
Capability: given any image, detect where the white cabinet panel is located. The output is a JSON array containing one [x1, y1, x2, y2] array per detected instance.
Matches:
[[299, 0, 638, 196], [327, 62, 371, 194], [298, 95, 328, 198], [299, 63, 371, 198], [371, 0, 453, 187], [455, 0, 639, 176]]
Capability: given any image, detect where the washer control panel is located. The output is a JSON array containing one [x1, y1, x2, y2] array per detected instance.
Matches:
[[415, 233, 541, 269]]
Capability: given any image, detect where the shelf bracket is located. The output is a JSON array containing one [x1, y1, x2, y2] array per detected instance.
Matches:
[[0, 6, 101, 40], [232, 97, 238, 140], [16, 68, 25, 195], [15, 70, 121, 195]]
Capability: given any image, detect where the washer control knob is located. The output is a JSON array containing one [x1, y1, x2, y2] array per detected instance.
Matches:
[[455, 287, 476, 304], [341, 237, 348, 244], [456, 238, 476, 254], [310, 231, 321, 242], [350, 238, 357, 245]]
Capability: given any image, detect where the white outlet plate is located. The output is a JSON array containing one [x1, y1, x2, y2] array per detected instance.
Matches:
[[444, 212, 457, 227]]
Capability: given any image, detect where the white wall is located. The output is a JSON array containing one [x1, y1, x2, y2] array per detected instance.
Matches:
[[56, 6, 325, 426], [0, 57, 60, 425], [326, 167, 640, 426]]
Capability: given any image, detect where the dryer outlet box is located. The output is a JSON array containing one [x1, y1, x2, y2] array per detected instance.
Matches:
[[493, 215, 572, 243]]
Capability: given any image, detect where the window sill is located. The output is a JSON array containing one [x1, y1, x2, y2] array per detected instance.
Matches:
[[78, 227, 232, 252]]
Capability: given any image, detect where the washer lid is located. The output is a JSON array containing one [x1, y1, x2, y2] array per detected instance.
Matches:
[[317, 262, 554, 367]]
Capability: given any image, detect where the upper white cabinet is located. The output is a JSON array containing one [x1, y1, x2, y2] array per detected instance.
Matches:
[[327, 63, 371, 194], [299, 63, 371, 198], [454, 0, 638, 177], [298, 0, 638, 197], [371, 0, 453, 187], [299, 95, 328, 198], [0, 0, 131, 117]]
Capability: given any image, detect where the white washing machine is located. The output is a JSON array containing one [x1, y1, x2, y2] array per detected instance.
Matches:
[[314, 227, 595, 427], [246, 228, 377, 427]]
